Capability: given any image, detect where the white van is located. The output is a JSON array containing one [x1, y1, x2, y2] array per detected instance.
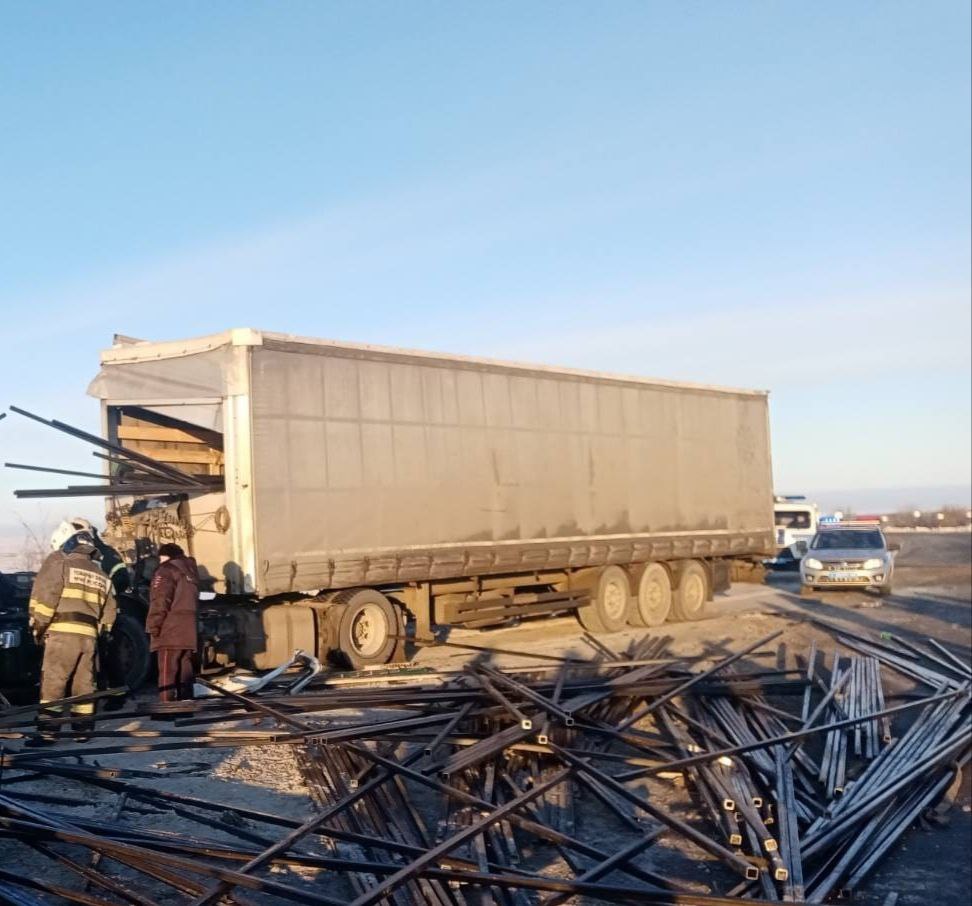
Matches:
[[770, 496, 819, 566]]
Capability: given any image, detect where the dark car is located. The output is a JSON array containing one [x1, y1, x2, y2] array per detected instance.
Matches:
[[1, 567, 153, 702], [0, 570, 41, 699]]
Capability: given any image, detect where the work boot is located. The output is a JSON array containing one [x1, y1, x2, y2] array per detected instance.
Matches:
[[72, 720, 95, 743], [25, 722, 58, 747]]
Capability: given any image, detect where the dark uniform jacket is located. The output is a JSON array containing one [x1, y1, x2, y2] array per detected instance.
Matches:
[[147, 556, 199, 651], [94, 536, 129, 596], [29, 546, 117, 640]]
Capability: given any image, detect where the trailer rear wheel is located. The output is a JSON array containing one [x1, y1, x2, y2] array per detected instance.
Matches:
[[331, 589, 402, 669], [575, 565, 631, 634], [672, 561, 708, 622], [629, 563, 672, 627]]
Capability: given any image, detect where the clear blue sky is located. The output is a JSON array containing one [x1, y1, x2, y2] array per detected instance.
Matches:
[[1, 1, 969, 534]]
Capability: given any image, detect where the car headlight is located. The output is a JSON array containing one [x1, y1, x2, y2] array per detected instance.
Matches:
[[804, 558, 822, 570], [863, 558, 883, 569]]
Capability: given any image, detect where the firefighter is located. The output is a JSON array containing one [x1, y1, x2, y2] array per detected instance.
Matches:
[[65, 517, 130, 596], [28, 521, 117, 742], [147, 543, 199, 701]]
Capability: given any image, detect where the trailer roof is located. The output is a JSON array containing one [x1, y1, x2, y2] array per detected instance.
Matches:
[[100, 328, 769, 398]]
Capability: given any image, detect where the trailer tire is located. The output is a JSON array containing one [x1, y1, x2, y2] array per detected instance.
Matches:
[[575, 565, 631, 634], [331, 589, 402, 669], [671, 561, 708, 622], [105, 613, 151, 692], [629, 563, 672, 627]]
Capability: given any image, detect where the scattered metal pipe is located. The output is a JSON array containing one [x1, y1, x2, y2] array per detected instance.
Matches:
[[1, 623, 967, 906]]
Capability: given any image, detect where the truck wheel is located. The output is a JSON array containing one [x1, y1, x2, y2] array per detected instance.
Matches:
[[576, 565, 631, 634], [105, 613, 150, 691], [332, 589, 402, 669], [629, 563, 672, 627], [671, 561, 708, 622]]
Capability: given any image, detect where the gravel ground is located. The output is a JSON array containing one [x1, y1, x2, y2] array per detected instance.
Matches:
[[0, 532, 968, 904]]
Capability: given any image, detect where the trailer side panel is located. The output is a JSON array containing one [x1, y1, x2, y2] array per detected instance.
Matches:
[[248, 342, 773, 595]]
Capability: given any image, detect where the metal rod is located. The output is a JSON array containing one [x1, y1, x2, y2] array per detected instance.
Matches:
[[4, 462, 111, 481], [9, 405, 203, 486], [615, 687, 967, 781], [616, 628, 786, 730]]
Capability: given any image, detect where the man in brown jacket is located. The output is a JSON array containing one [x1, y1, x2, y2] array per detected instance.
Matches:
[[147, 543, 199, 701], [29, 522, 117, 739]]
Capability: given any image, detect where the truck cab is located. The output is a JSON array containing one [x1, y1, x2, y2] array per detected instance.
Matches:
[[770, 495, 819, 567]]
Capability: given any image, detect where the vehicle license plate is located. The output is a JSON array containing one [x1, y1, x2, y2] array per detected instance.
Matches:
[[827, 571, 854, 581]]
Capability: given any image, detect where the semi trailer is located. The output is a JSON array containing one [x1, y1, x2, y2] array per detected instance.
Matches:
[[9, 329, 775, 685]]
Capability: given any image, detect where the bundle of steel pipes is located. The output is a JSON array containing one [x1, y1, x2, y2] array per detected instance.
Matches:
[[5, 406, 223, 499], [0, 621, 968, 905]]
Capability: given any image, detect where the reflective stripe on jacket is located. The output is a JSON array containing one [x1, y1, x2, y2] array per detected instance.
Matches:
[[29, 547, 117, 639]]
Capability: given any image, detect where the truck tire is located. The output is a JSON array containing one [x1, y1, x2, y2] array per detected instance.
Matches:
[[331, 588, 402, 669], [105, 613, 151, 692], [575, 565, 632, 634], [671, 561, 708, 622], [629, 563, 672, 628]]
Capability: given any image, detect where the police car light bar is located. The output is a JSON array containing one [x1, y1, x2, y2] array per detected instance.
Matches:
[[820, 518, 882, 528]]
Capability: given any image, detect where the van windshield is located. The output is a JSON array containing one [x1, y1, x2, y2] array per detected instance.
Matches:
[[775, 510, 812, 529], [811, 530, 885, 550]]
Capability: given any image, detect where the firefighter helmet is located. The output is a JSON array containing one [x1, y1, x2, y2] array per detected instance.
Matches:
[[50, 520, 84, 551]]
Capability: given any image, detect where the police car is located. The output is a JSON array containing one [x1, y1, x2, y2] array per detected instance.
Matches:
[[799, 519, 898, 597]]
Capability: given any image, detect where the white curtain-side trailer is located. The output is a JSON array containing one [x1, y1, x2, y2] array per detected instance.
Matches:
[[87, 329, 774, 670]]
